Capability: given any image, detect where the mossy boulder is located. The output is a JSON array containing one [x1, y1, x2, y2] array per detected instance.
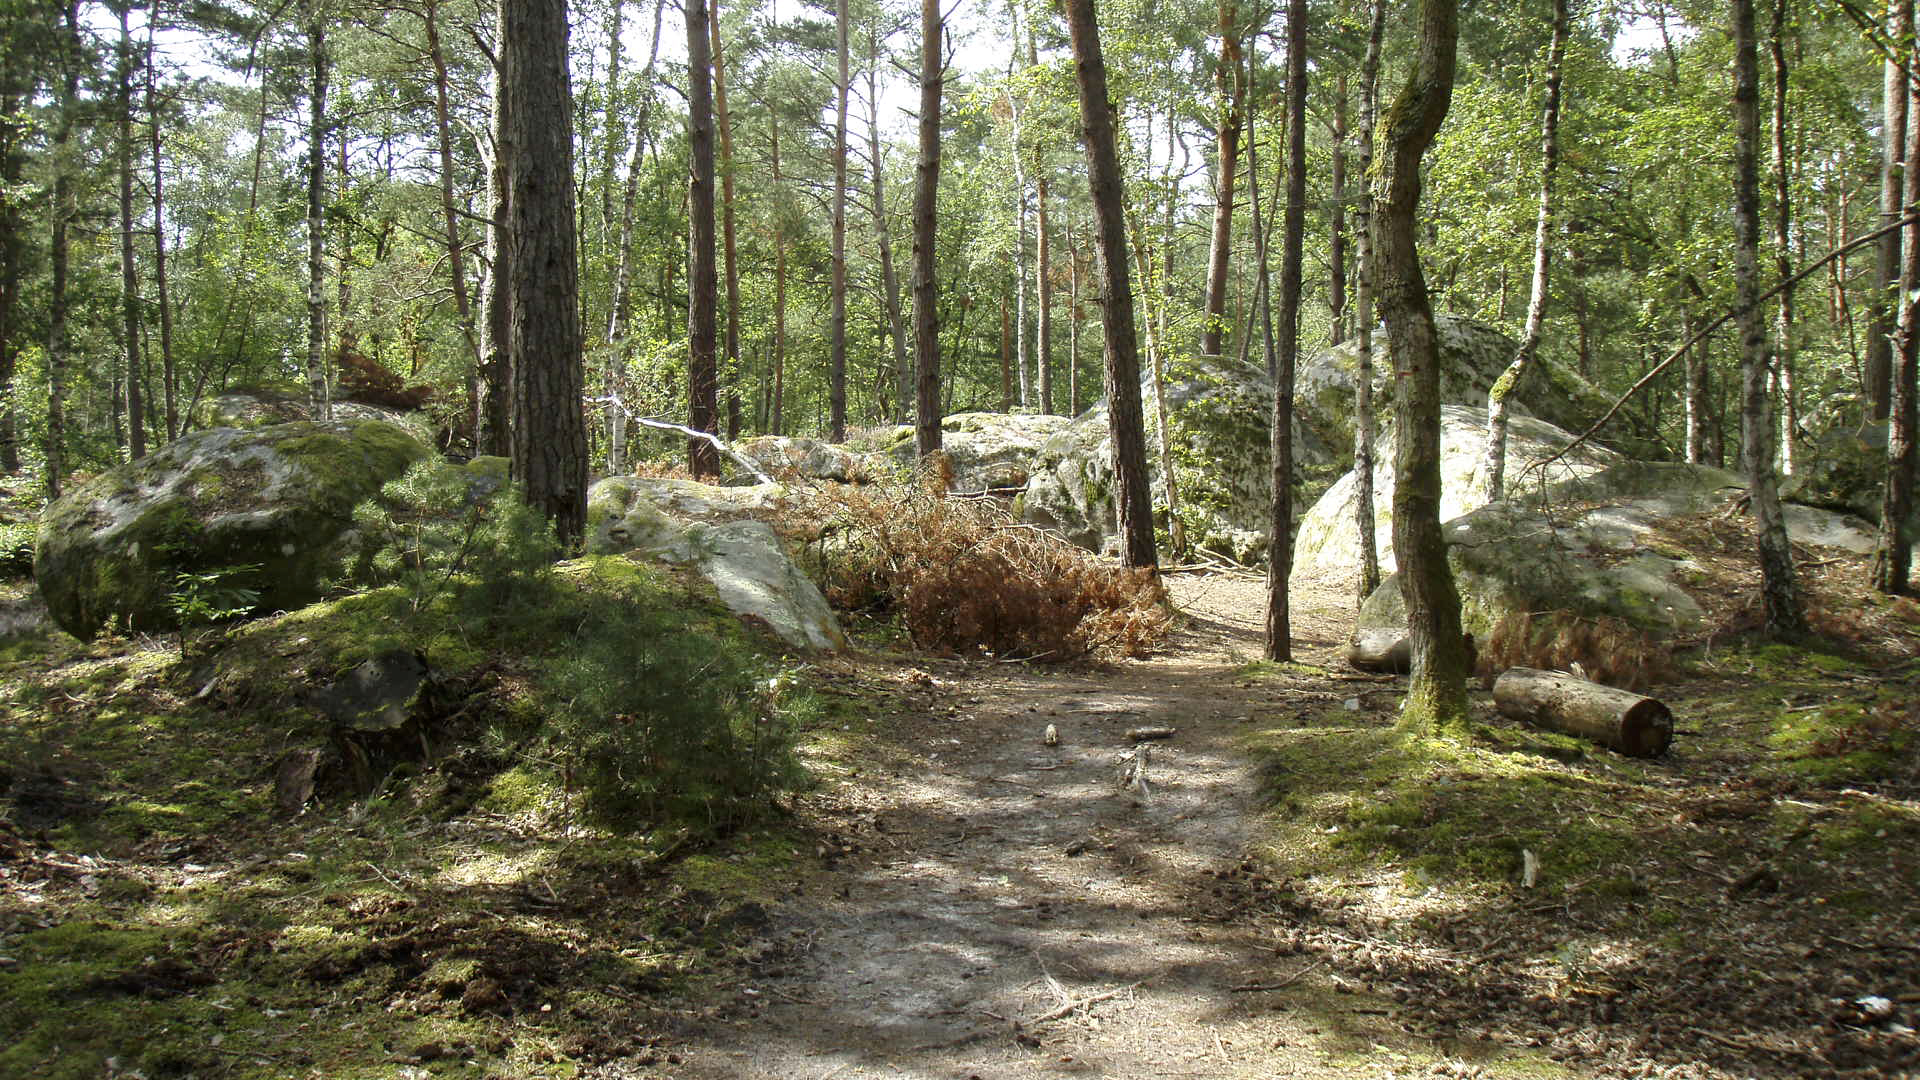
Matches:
[[193, 390, 436, 447], [884, 412, 1075, 492], [587, 477, 844, 651], [33, 420, 429, 640], [734, 435, 876, 484]]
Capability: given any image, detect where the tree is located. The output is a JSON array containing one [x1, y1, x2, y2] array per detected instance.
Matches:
[[478, 13, 512, 458], [829, 0, 849, 442], [503, 0, 588, 543], [1264, 0, 1307, 661], [305, 8, 330, 423], [117, 3, 146, 460], [1374, 0, 1469, 732], [912, 0, 942, 457], [1731, 0, 1807, 632], [1063, 0, 1155, 569], [1478, 0, 1566, 500], [1199, 0, 1242, 358], [1877, 25, 1920, 595], [1351, 0, 1385, 605], [686, 0, 720, 477], [1869, 0, 1912, 421]]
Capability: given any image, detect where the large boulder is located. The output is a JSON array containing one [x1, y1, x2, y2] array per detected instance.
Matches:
[[1018, 407, 1120, 556], [733, 436, 874, 485], [883, 412, 1074, 492], [1291, 404, 1624, 587], [34, 420, 429, 640], [193, 391, 436, 448], [587, 477, 845, 652], [1299, 316, 1669, 465]]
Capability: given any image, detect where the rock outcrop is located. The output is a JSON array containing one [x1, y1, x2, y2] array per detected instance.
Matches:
[[34, 420, 429, 640], [193, 391, 436, 448], [588, 477, 844, 652]]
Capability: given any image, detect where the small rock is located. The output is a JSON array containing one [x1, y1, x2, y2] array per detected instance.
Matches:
[[1043, 724, 1059, 746]]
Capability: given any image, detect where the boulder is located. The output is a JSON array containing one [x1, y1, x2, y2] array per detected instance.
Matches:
[[587, 477, 845, 652], [194, 391, 436, 447], [34, 420, 429, 640], [1292, 404, 1623, 587], [734, 436, 874, 484], [1018, 407, 1120, 556], [885, 412, 1074, 492], [1299, 316, 1669, 464]]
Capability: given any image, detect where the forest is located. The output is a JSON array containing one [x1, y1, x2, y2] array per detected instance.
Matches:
[[0, 0, 1918, 1074]]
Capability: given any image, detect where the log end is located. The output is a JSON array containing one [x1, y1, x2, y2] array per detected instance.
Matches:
[[1619, 697, 1675, 758]]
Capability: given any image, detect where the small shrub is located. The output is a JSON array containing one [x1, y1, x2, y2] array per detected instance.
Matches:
[[790, 470, 1171, 660]]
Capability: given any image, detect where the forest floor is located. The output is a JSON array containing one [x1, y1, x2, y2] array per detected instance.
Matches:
[[2, 553, 1919, 1079]]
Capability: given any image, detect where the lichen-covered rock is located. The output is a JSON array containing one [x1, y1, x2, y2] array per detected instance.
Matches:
[[885, 412, 1075, 493], [1299, 316, 1668, 465], [34, 420, 429, 640], [587, 477, 844, 651], [194, 391, 436, 447], [1018, 407, 1119, 556], [1292, 405, 1622, 587], [734, 436, 875, 484]]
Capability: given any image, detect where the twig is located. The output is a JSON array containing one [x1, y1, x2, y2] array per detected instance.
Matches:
[[1230, 960, 1325, 992], [1029, 979, 1146, 1023]]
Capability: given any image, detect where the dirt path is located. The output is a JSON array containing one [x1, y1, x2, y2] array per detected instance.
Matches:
[[671, 575, 1442, 1080]]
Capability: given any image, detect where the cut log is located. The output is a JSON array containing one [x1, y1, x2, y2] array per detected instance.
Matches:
[[1492, 666, 1673, 757], [1345, 630, 1477, 675], [1125, 726, 1176, 742]]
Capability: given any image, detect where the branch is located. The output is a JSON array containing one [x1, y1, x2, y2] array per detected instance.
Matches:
[[1523, 207, 1920, 479], [589, 396, 774, 484]]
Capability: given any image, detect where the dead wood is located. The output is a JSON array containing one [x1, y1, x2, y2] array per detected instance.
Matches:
[[1492, 666, 1674, 757]]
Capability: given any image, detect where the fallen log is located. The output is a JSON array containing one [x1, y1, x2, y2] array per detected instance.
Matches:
[[1492, 666, 1673, 757], [1344, 630, 1477, 675]]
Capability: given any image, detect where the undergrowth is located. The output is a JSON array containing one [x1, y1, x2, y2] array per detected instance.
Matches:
[[787, 465, 1171, 660], [1479, 610, 1672, 690]]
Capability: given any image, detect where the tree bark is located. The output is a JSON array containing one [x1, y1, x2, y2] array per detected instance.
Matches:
[[1265, 0, 1307, 661], [605, 0, 665, 469], [504, 0, 589, 544], [1064, 0, 1156, 569], [1770, 0, 1796, 476], [305, 16, 330, 423], [913, 0, 944, 457], [710, 0, 743, 440], [143, 14, 177, 442], [1480, 0, 1565, 500], [119, 5, 146, 460], [1350, 0, 1385, 606], [868, 26, 912, 424], [686, 0, 720, 476], [1200, 0, 1243, 358], [1493, 668, 1674, 757], [44, 0, 79, 496], [830, 0, 850, 441], [0, 72, 17, 472], [1374, 0, 1469, 732], [771, 102, 788, 436], [423, 0, 481, 451], [477, 33, 512, 458], [1731, 0, 1807, 633], [1877, 32, 1920, 594], [1871, 0, 1912, 420], [1329, 69, 1348, 348], [1031, 12, 1053, 418]]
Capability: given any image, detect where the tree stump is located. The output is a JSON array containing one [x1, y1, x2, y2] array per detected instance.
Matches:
[[1492, 666, 1673, 757]]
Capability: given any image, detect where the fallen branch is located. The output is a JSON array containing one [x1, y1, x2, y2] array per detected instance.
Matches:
[[1230, 960, 1326, 992], [589, 395, 776, 484], [1029, 980, 1145, 1023]]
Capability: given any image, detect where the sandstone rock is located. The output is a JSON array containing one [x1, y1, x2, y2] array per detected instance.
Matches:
[[885, 412, 1075, 493], [34, 420, 429, 640], [734, 436, 874, 484], [194, 391, 436, 448]]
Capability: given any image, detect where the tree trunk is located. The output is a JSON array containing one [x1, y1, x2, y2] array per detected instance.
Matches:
[[1731, 0, 1807, 634], [1351, 0, 1386, 605], [1200, 0, 1243, 358], [599, 0, 623, 240], [1068, 225, 1082, 415], [999, 283, 1012, 410], [1493, 668, 1674, 757], [305, 17, 330, 423], [913, 0, 943, 457], [830, 0, 850, 441], [770, 98, 787, 437], [1877, 32, 1920, 594], [1036, 173, 1054, 414], [868, 26, 912, 424], [119, 6, 146, 460], [1064, 0, 1156, 569], [1769, 0, 1796, 476], [686, 0, 720, 476], [1374, 0, 1469, 732], [503, 0, 589, 544], [1329, 69, 1348, 348], [605, 0, 665, 469], [477, 34, 512, 458], [423, 0, 481, 451], [1265, 0, 1307, 661], [142, 15, 177, 442], [1871, 0, 1912, 420], [1480, 0, 1565, 500], [44, 0, 79, 496]]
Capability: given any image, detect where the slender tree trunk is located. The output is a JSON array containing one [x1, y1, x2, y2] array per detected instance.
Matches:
[[503, 0, 589, 543], [865, 28, 912, 424], [305, 16, 330, 422], [1351, 0, 1386, 604], [1068, 226, 1082, 414], [605, 0, 665, 468], [1876, 33, 1920, 593], [685, 0, 720, 474], [44, 0, 79, 495], [1011, 81, 1030, 409], [0, 79, 18, 472], [1375, 0, 1469, 732], [1035, 176, 1053, 413], [913, 0, 944, 457], [770, 103, 787, 437], [143, 13, 177, 442], [478, 34, 513, 457], [1684, 311, 1709, 463], [1201, 0, 1243, 357], [599, 0, 623, 239], [830, 0, 850, 441], [1265, 0, 1308, 660], [710, 0, 743, 439], [1130, 209, 1185, 556], [119, 6, 146, 460], [1000, 284, 1012, 410], [1480, 0, 1565, 500], [1871, 0, 1912, 420], [1731, 0, 1808, 633], [1769, 0, 1796, 475], [423, 0, 482, 449], [1329, 69, 1348, 348], [336, 137, 353, 369], [1064, 0, 1156, 568]]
